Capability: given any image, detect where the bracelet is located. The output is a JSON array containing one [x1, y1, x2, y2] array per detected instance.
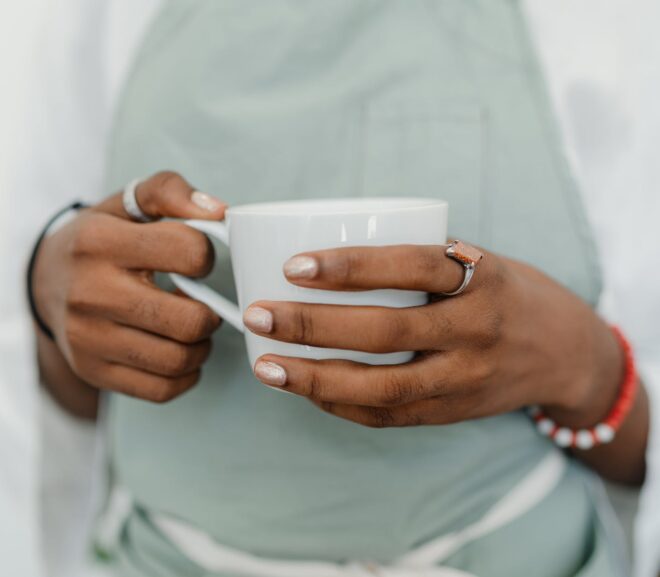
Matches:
[[26, 201, 89, 341], [527, 326, 638, 450]]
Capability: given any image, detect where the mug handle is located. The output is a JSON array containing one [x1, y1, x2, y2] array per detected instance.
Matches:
[[169, 219, 244, 333]]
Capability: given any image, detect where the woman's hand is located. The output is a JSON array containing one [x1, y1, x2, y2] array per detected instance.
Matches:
[[34, 171, 225, 406], [244, 244, 624, 430]]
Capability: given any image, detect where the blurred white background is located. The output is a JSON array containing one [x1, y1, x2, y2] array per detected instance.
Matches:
[[0, 2, 46, 575], [0, 2, 658, 576]]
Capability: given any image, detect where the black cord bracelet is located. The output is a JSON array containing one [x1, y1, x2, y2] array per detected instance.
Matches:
[[26, 201, 89, 340]]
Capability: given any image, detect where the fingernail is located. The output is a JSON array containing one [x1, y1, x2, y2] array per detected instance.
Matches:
[[191, 191, 224, 212], [283, 256, 318, 279], [243, 306, 273, 333], [254, 361, 287, 386]]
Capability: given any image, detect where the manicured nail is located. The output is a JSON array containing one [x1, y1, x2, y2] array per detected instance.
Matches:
[[254, 361, 287, 386], [243, 306, 273, 333], [191, 191, 224, 212], [283, 255, 318, 279]]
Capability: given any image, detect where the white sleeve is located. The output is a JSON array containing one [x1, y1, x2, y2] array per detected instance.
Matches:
[[636, 360, 660, 577], [524, 2, 660, 574], [0, 1, 159, 576], [0, 3, 114, 576], [630, 9, 660, 572], [596, 229, 660, 577], [594, 145, 660, 577]]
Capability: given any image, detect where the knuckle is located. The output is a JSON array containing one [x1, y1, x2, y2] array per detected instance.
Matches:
[[124, 346, 149, 368], [147, 384, 178, 404], [145, 372, 200, 404], [178, 304, 217, 343], [66, 268, 111, 315], [378, 372, 414, 406], [411, 247, 443, 285], [374, 313, 410, 353], [428, 406, 454, 426], [318, 401, 335, 415], [483, 256, 506, 290], [385, 408, 425, 428], [473, 310, 504, 350], [335, 250, 362, 284], [361, 407, 397, 429], [171, 371, 201, 399], [468, 358, 496, 386], [449, 396, 480, 423], [131, 226, 155, 256], [151, 170, 185, 195], [184, 232, 214, 276], [318, 401, 338, 417], [164, 223, 214, 276], [303, 366, 324, 399], [141, 171, 187, 215], [426, 370, 450, 397], [420, 306, 453, 343], [422, 396, 459, 425], [402, 411, 425, 427], [293, 306, 315, 343], [130, 296, 161, 326], [65, 283, 91, 313], [164, 345, 197, 376]]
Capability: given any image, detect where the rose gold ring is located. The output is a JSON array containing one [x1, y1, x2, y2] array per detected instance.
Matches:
[[440, 240, 484, 296]]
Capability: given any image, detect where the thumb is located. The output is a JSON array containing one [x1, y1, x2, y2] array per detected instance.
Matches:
[[95, 171, 227, 221]]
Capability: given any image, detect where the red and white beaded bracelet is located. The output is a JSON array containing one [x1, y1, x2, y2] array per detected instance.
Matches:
[[528, 326, 638, 450]]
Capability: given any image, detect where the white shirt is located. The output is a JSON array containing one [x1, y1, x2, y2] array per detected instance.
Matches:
[[0, 1, 659, 576]]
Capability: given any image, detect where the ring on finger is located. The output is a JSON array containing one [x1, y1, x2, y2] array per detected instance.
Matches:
[[439, 240, 484, 297], [122, 178, 154, 223]]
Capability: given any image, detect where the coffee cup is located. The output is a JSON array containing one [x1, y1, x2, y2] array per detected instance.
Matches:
[[171, 197, 448, 366]]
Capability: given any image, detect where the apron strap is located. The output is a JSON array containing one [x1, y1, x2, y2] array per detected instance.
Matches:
[[93, 485, 134, 559], [141, 451, 567, 577], [396, 451, 567, 567]]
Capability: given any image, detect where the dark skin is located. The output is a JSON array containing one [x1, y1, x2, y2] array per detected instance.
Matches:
[[34, 171, 648, 487], [245, 245, 648, 486], [34, 172, 225, 413]]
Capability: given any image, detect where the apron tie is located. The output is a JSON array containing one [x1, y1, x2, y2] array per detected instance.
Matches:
[[141, 451, 567, 577]]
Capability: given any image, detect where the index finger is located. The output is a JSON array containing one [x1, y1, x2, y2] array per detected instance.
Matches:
[[96, 171, 227, 222], [282, 245, 484, 294]]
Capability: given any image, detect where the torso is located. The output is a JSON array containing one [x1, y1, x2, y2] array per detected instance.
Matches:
[[104, 2, 611, 575]]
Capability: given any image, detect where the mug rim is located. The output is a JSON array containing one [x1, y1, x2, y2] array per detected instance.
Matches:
[[226, 197, 447, 217]]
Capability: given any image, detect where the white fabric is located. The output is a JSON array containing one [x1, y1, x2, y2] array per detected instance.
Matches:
[[0, 1, 659, 576], [149, 452, 566, 577], [0, 2, 159, 577], [0, 3, 53, 576], [525, 4, 660, 574]]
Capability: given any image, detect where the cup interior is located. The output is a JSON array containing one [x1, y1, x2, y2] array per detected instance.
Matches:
[[227, 197, 446, 216]]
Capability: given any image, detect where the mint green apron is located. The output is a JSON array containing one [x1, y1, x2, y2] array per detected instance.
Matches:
[[99, 1, 622, 575]]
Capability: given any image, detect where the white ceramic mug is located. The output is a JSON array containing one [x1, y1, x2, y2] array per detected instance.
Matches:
[[171, 197, 448, 366]]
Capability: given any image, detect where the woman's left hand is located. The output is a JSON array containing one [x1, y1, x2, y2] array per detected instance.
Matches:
[[244, 244, 624, 429]]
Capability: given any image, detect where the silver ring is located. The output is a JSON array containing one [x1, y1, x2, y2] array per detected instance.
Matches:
[[439, 240, 484, 297], [122, 178, 154, 222]]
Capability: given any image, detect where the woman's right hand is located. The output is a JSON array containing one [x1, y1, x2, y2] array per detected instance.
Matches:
[[34, 171, 226, 403]]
